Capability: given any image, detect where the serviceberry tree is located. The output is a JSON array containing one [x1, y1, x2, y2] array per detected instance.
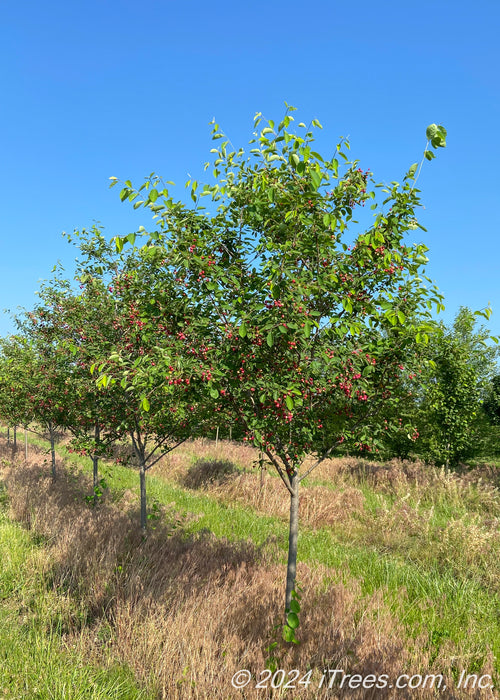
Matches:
[[0, 317, 69, 479], [26, 264, 127, 502], [111, 108, 447, 634], [74, 230, 209, 532], [0, 335, 33, 445]]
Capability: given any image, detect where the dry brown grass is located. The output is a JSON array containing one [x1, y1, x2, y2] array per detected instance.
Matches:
[[1, 439, 498, 699], [204, 471, 366, 530], [155, 442, 500, 588], [159, 440, 500, 506], [314, 455, 500, 515], [160, 442, 368, 530]]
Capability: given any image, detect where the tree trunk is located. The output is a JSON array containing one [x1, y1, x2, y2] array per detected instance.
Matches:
[[25, 429, 28, 460], [140, 459, 147, 535], [131, 431, 148, 535], [7, 427, 10, 445], [13, 426, 17, 451], [49, 423, 56, 479], [92, 456, 100, 505], [93, 423, 100, 505], [285, 473, 299, 618]]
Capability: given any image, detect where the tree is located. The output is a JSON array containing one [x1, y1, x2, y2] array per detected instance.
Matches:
[[73, 230, 209, 532], [0, 328, 68, 478], [111, 108, 447, 634], [22, 264, 127, 503], [484, 375, 500, 426], [0, 335, 33, 443], [417, 307, 500, 466]]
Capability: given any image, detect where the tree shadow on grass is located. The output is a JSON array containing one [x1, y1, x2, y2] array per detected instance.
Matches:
[[2, 455, 270, 621], [181, 457, 241, 490]]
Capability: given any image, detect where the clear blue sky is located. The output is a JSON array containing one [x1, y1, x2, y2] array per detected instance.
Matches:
[[1, 0, 499, 337]]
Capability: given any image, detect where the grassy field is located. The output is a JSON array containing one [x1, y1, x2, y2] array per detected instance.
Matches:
[[0, 430, 499, 698]]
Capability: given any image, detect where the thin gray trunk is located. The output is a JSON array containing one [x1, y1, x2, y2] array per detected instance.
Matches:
[[13, 426, 17, 450], [93, 423, 100, 505], [7, 427, 10, 445], [131, 430, 148, 534], [25, 429, 28, 460], [140, 459, 147, 535], [92, 456, 100, 505], [285, 474, 299, 617], [215, 426, 219, 448], [49, 423, 56, 479]]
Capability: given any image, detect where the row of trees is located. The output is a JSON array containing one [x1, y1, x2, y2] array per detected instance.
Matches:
[[0, 109, 497, 633]]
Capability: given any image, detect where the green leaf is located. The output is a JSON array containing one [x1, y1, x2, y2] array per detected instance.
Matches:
[[127, 233, 136, 245], [426, 124, 438, 140], [210, 388, 219, 399], [285, 395, 294, 411], [407, 163, 418, 179], [98, 374, 108, 388], [141, 396, 150, 412], [282, 625, 296, 643], [303, 321, 312, 338], [266, 331, 274, 347], [431, 134, 446, 148], [286, 612, 299, 629], [310, 170, 321, 190], [238, 323, 247, 338], [342, 298, 353, 313], [289, 599, 301, 613], [424, 150, 435, 161], [149, 189, 159, 202]]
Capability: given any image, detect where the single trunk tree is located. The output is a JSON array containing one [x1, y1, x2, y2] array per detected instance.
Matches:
[[109, 109, 447, 637]]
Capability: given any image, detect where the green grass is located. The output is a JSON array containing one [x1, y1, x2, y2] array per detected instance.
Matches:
[[0, 482, 150, 700], [27, 434, 500, 668], [11, 432, 500, 677]]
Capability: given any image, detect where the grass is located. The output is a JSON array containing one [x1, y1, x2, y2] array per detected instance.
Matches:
[[0, 483, 149, 700], [1, 429, 499, 698]]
